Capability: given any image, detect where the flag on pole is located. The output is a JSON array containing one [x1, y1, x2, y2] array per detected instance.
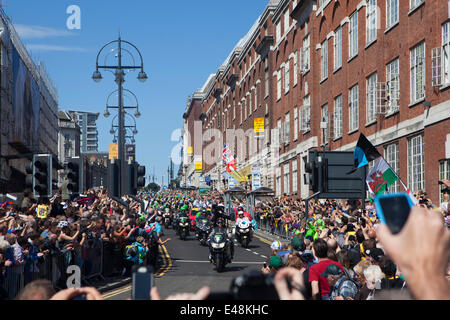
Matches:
[[366, 157, 399, 195], [399, 180, 418, 205], [347, 133, 382, 174], [222, 145, 247, 182]]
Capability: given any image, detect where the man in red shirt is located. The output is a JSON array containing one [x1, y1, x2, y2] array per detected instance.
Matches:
[[308, 238, 345, 300]]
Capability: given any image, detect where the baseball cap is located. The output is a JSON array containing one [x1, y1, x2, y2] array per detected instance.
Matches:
[[270, 241, 282, 251], [269, 255, 283, 269], [320, 264, 343, 277], [366, 248, 384, 262], [291, 236, 303, 251]]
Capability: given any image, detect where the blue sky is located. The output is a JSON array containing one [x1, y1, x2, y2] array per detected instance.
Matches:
[[5, 0, 269, 186]]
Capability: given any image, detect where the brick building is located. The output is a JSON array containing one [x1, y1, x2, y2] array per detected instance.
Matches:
[[181, 0, 450, 205]]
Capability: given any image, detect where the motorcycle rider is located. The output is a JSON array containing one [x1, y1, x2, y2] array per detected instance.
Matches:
[[234, 206, 252, 222], [208, 218, 234, 262]]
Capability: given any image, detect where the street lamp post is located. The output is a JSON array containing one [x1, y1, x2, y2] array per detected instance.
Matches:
[[93, 33, 147, 195]]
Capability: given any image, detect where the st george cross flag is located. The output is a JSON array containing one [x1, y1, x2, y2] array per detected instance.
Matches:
[[366, 157, 399, 195]]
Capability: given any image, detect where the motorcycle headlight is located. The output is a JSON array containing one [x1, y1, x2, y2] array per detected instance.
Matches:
[[211, 242, 225, 248]]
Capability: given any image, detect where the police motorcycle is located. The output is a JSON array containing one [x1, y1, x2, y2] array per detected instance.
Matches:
[[177, 215, 190, 240], [163, 207, 172, 229], [234, 218, 253, 248], [195, 216, 212, 246], [208, 219, 233, 272]]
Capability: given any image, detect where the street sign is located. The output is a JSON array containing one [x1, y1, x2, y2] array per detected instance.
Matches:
[[187, 146, 193, 155], [109, 144, 118, 159], [195, 161, 203, 171], [254, 118, 265, 133], [251, 167, 261, 190]]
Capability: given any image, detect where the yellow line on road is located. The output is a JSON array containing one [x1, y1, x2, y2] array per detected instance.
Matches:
[[102, 244, 172, 299]]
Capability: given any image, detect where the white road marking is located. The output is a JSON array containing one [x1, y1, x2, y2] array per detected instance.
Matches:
[[174, 260, 265, 264]]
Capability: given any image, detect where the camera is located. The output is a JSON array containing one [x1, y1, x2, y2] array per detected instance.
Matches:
[[206, 270, 300, 300]]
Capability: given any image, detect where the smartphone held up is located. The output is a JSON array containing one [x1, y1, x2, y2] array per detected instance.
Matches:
[[374, 193, 414, 235]]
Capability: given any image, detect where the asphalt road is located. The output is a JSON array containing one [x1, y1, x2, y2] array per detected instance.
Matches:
[[103, 223, 273, 300]]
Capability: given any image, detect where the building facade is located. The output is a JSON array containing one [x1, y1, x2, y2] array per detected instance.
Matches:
[[0, 8, 59, 194], [57, 110, 81, 185], [68, 111, 100, 153], [181, 0, 450, 205]]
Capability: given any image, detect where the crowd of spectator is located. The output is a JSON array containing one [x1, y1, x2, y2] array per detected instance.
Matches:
[[0, 188, 168, 300]]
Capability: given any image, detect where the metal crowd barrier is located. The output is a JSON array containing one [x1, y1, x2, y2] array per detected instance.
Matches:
[[256, 215, 292, 240], [0, 236, 123, 299]]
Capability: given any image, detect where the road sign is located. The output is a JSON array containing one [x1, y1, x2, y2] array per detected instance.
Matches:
[[254, 118, 265, 133], [109, 144, 118, 159]]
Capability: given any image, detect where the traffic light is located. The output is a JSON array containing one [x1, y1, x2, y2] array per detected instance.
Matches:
[[128, 162, 145, 196], [32, 154, 52, 198], [136, 165, 146, 190], [67, 157, 82, 195], [108, 158, 120, 198], [25, 160, 34, 191], [305, 157, 318, 193]]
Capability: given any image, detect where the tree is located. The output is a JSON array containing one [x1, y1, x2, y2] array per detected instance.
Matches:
[[146, 182, 160, 193]]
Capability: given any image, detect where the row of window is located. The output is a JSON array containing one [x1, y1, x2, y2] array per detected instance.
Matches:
[[275, 133, 426, 196]]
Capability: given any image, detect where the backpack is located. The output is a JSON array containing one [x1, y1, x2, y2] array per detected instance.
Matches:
[[335, 276, 360, 297], [125, 244, 139, 259]]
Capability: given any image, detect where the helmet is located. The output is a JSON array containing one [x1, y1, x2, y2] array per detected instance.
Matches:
[[217, 218, 224, 225], [165, 208, 170, 213], [238, 206, 244, 212]]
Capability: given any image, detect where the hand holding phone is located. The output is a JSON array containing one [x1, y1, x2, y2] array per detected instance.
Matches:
[[374, 193, 414, 235], [132, 265, 154, 300]]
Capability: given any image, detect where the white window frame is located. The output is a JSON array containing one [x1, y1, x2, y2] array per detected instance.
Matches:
[[410, 41, 426, 104], [303, 35, 310, 72], [285, 112, 290, 143], [292, 160, 298, 193], [408, 134, 425, 193], [334, 26, 342, 70], [276, 167, 282, 196], [321, 104, 329, 145], [366, 0, 377, 44], [442, 21, 450, 85], [386, 0, 399, 29], [284, 9, 290, 35], [334, 95, 343, 139], [285, 62, 290, 93], [321, 39, 328, 81], [301, 95, 311, 133], [439, 159, 450, 203], [386, 58, 400, 113], [293, 52, 298, 86], [276, 21, 281, 43], [349, 11, 358, 59], [366, 72, 377, 124], [265, 67, 270, 98], [283, 163, 290, 195], [410, 0, 424, 11], [293, 106, 298, 141], [277, 71, 282, 100], [349, 85, 359, 132], [384, 142, 400, 193], [277, 118, 282, 146]]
